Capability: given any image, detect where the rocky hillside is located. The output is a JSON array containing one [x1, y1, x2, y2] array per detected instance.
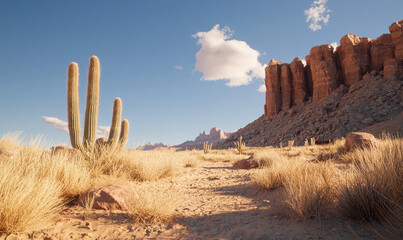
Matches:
[[217, 20, 403, 148]]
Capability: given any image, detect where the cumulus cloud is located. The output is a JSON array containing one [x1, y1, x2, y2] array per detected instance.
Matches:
[[301, 59, 307, 66], [42, 116, 110, 137], [193, 24, 265, 87], [258, 84, 266, 93], [174, 65, 183, 70], [305, 0, 331, 32], [41, 116, 69, 133]]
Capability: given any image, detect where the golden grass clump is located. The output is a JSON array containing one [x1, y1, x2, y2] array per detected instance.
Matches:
[[0, 160, 64, 233], [337, 136, 402, 223], [126, 186, 180, 224]]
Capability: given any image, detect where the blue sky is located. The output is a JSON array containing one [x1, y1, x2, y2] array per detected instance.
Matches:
[[0, 0, 402, 147]]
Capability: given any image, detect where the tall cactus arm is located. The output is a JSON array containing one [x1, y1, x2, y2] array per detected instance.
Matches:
[[108, 97, 122, 145], [119, 119, 129, 148], [83, 56, 100, 148], [67, 62, 83, 149]]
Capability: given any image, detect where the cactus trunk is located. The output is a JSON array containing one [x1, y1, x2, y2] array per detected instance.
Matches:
[[67, 62, 83, 150], [108, 97, 122, 145], [83, 56, 100, 148], [119, 119, 129, 147]]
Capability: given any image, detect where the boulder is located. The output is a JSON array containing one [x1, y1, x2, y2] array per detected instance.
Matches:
[[370, 34, 395, 72], [290, 57, 307, 105], [306, 44, 340, 103], [78, 185, 138, 211], [345, 132, 377, 152], [234, 155, 258, 170], [96, 137, 108, 146], [389, 20, 403, 59], [50, 144, 80, 157], [338, 34, 371, 86], [265, 60, 283, 116], [280, 64, 292, 110]]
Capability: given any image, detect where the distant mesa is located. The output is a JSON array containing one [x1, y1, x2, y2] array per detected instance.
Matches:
[[137, 142, 173, 151], [138, 127, 232, 151]]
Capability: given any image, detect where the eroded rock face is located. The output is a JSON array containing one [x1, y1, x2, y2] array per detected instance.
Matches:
[[370, 34, 395, 72], [389, 20, 403, 59], [290, 57, 307, 105], [384, 58, 403, 77], [280, 64, 292, 110], [345, 132, 377, 152], [78, 185, 138, 211], [265, 60, 283, 116], [338, 34, 371, 86], [307, 45, 340, 103]]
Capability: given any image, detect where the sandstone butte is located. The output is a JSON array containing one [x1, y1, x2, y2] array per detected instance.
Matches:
[[264, 20, 403, 117]]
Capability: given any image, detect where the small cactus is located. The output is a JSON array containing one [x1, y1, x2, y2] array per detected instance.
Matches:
[[311, 137, 316, 146], [67, 56, 130, 151], [288, 140, 295, 149], [304, 139, 309, 146], [203, 141, 212, 154], [234, 136, 245, 154]]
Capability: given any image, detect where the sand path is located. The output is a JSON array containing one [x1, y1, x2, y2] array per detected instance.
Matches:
[[3, 160, 383, 239]]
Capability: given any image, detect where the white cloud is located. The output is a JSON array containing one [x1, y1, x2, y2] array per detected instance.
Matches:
[[42, 116, 110, 137], [193, 24, 265, 87], [301, 59, 307, 66], [304, 0, 331, 32], [258, 84, 266, 93], [41, 116, 69, 133], [330, 41, 338, 51], [174, 65, 183, 70]]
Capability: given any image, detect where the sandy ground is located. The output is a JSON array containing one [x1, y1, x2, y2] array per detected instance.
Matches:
[[1, 160, 388, 240]]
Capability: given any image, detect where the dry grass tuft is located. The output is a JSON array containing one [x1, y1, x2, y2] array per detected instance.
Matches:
[[126, 187, 179, 224], [0, 160, 64, 233], [337, 137, 402, 223]]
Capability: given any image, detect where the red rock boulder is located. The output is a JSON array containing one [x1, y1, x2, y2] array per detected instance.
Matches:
[[345, 132, 377, 152], [370, 34, 395, 72], [234, 155, 258, 169], [389, 20, 403, 59], [306, 44, 340, 103], [290, 57, 307, 105], [338, 34, 371, 86], [280, 64, 292, 110], [265, 60, 283, 117], [78, 185, 139, 210]]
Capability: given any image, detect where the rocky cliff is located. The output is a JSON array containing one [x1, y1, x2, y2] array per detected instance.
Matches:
[[217, 20, 403, 148], [265, 20, 403, 117]]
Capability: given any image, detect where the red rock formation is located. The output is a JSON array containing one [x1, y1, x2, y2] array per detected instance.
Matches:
[[304, 64, 313, 97], [338, 34, 371, 86], [280, 64, 292, 110], [306, 45, 339, 103], [389, 20, 403, 59], [384, 58, 403, 77], [265, 59, 283, 116], [290, 57, 307, 105], [370, 34, 395, 72]]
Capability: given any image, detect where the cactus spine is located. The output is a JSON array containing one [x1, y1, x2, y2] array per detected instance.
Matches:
[[67, 56, 130, 151], [119, 119, 129, 147], [108, 98, 122, 145], [83, 56, 100, 148], [67, 62, 83, 150]]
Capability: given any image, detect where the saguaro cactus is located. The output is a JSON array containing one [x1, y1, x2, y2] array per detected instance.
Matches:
[[67, 56, 130, 151]]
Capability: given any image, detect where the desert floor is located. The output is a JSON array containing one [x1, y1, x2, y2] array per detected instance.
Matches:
[[1, 157, 388, 240]]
